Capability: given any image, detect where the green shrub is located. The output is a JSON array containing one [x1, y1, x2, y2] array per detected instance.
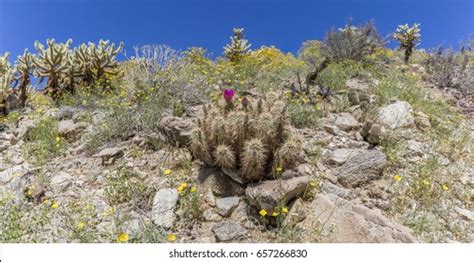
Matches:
[[23, 116, 68, 164], [104, 168, 148, 205]]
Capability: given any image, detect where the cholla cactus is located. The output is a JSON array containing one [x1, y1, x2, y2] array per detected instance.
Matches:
[[0, 52, 12, 114], [189, 89, 302, 181], [0, 52, 10, 76], [0, 70, 13, 115], [76, 40, 124, 87], [394, 23, 421, 63], [32, 39, 72, 98], [13, 49, 33, 107], [223, 28, 251, 62]]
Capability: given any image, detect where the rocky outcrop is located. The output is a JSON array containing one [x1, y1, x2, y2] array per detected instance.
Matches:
[[297, 194, 417, 243]]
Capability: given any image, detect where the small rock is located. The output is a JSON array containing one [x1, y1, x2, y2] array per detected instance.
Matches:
[[215, 197, 240, 217], [283, 198, 307, 228], [246, 176, 309, 211], [348, 89, 360, 106], [203, 209, 223, 222], [367, 123, 382, 145], [212, 221, 247, 242], [327, 148, 361, 166], [324, 125, 341, 136], [15, 119, 38, 139], [455, 207, 473, 221], [50, 171, 73, 191], [151, 188, 179, 229], [158, 116, 193, 146], [321, 182, 349, 198], [337, 150, 387, 188], [376, 101, 415, 130], [96, 147, 124, 165], [204, 189, 216, 207], [335, 113, 359, 131]]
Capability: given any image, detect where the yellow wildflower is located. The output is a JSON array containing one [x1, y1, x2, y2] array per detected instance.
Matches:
[[163, 169, 172, 175], [442, 184, 449, 191], [259, 209, 268, 217], [51, 202, 59, 209], [42, 198, 49, 205], [55, 137, 61, 142], [275, 167, 283, 173], [117, 233, 129, 243], [393, 174, 402, 182], [76, 222, 86, 231], [271, 211, 279, 217], [167, 233, 177, 242], [309, 181, 317, 188], [190, 186, 197, 193], [281, 207, 289, 214], [25, 189, 33, 197], [422, 179, 430, 186]]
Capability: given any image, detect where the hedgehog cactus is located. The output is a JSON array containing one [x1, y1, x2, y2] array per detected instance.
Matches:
[[32, 39, 72, 98], [13, 49, 33, 107], [189, 89, 302, 181]]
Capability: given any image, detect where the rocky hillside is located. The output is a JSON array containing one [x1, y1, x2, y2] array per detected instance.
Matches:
[[0, 26, 473, 243]]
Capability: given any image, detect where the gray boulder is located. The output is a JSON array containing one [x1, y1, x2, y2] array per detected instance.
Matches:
[[151, 188, 179, 229], [376, 101, 414, 129]]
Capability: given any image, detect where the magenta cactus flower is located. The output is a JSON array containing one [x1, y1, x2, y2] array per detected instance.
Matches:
[[223, 89, 236, 102]]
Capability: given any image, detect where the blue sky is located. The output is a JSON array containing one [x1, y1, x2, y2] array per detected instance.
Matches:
[[1, 0, 473, 61]]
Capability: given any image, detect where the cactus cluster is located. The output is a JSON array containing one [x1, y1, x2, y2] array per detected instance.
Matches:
[[76, 40, 124, 87], [189, 89, 302, 181], [0, 38, 124, 105], [394, 23, 421, 63], [223, 28, 251, 63]]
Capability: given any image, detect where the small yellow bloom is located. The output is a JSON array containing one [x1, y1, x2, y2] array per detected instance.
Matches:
[[271, 211, 279, 217], [309, 181, 317, 188], [42, 198, 49, 205], [26, 189, 33, 196], [55, 137, 61, 142], [117, 233, 129, 243], [76, 222, 86, 230], [259, 209, 268, 217], [422, 179, 430, 186], [442, 184, 449, 191], [190, 186, 197, 193], [167, 233, 177, 242], [393, 174, 402, 182], [281, 207, 289, 214], [51, 202, 59, 209], [163, 169, 172, 175]]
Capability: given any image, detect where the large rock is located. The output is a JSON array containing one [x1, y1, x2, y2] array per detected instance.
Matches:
[[297, 194, 417, 243], [245, 176, 309, 211], [158, 116, 192, 146], [335, 113, 359, 131], [151, 188, 179, 229], [376, 101, 414, 129], [212, 221, 247, 242], [337, 150, 387, 187]]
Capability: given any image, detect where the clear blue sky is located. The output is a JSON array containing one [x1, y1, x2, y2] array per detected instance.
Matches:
[[1, 0, 473, 61]]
